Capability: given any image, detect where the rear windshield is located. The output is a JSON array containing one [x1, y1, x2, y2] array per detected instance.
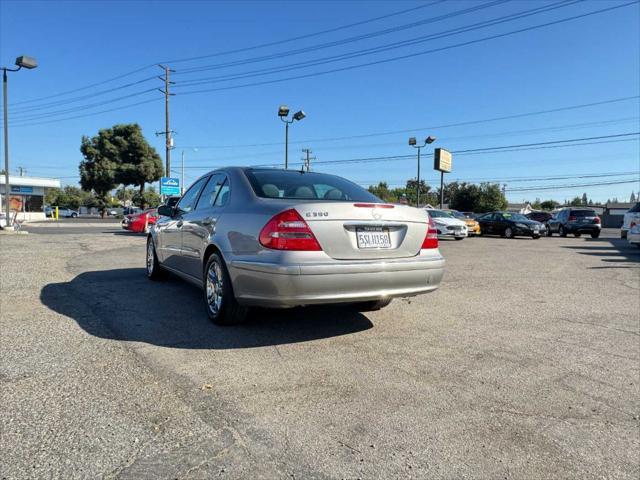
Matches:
[[570, 210, 597, 217], [628, 202, 640, 213], [245, 169, 380, 202]]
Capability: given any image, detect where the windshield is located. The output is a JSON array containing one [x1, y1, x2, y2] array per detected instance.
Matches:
[[502, 213, 529, 222], [428, 210, 453, 218], [448, 210, 465, 218], [245, 169, 381, 202], [570, 210, 597, 217]]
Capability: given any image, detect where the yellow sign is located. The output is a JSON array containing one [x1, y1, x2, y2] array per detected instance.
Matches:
[[434, 148, 452, 173]]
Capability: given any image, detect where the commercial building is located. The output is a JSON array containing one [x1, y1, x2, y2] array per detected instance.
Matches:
[[0, 175, 61, 222]]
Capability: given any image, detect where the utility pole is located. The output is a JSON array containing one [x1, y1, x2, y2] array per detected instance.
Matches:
[[181, 150, 185, 195], [157, 65, 175, 177], [17, 166, 25, 176], [301, 148, 315, 172]]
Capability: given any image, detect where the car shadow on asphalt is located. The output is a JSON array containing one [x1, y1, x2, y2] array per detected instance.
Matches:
[[560, 236, 640, 267], [40, 268, 373, 349]]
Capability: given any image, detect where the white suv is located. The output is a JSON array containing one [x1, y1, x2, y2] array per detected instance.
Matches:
[[621, 203, 640, 239]]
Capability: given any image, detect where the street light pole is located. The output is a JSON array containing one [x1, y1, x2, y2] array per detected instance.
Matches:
[[278, 105, 305, 170], [408, 136, 436, 208], [181, 150, 185, 195], [3, 68, 10, 227], [2, 56, 37, 229], [285, 121, 289, 169]]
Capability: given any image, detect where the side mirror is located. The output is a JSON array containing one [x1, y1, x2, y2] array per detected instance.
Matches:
[[157, 204, 174, 217]]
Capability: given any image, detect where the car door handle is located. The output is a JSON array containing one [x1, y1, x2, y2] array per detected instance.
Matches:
[[202, 217, 216, 226]]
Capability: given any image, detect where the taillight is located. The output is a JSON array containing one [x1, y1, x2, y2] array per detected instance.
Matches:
[[259, 209, 322, 251], [595, 216, 601, 224], [568, 215, 576, 221], [421, 216, 439, 249]]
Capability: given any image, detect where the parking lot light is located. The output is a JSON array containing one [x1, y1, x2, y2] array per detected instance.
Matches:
[[278, 105, 306, 169], [408, 136, 436, 208], [3, 55, 37, 229]]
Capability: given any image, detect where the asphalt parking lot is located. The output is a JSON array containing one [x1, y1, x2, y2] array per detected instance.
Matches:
[[1, 228, 638, 479]]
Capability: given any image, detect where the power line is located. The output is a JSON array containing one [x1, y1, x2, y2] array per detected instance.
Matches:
[[181, 96, 640, 149], [174, 0, 510, 78], [505, 179, 639, 192], [8, 76, 157, 115], [10, 98, 159, 128], [162, 1, 444, 66], [176, 1, 638, 97], [11, 65, 156, 106], [8, 2, 438, 107], [356, 171, 640, 186], [175, 0, 577, 87]]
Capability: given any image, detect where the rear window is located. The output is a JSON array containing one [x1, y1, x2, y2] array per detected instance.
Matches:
[[628, 202, 640, 213], [244, 169, 380, 202], [570, 210, 597, 217]]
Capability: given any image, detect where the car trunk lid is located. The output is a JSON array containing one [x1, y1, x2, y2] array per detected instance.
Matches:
[[294, 202, 428, 260]]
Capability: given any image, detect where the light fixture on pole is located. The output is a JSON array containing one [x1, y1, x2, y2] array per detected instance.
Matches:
[[3, 55, 37, 229], [408, 136, 436, 208], [278, 105, 305, 169]]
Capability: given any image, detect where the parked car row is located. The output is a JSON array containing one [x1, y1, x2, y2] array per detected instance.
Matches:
[[44, 206, 79, 218]]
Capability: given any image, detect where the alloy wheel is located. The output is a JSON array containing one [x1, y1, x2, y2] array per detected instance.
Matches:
[[146, 240, 154, 275], [206, 260, 224, 317]]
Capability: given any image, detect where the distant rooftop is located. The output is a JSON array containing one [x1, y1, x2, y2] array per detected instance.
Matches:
[[0, 175, 61, 188]]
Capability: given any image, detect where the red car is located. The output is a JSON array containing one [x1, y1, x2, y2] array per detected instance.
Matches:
[[122, 209, 158, 233]]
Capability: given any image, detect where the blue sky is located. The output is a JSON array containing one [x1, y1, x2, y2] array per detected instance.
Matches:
[[1, 0, 639, 203]]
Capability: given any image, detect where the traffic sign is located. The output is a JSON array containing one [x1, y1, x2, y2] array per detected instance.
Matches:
[[160, 177, 181, 196]]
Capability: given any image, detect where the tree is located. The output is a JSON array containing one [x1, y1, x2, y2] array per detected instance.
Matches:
[[132, 186, 161, 209], [631, 191, 636, 202], [108, 124, 163, 193], [569, 196, 584, 206], [80, 133, 120, 214], [449, 182, 507, 213], [368, 182, 396, 203], [539, 200, 559, 211], [115, 186, 136, 205], [581, 192, 588, 205]]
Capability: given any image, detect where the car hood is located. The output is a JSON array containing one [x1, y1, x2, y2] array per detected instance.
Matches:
[[431, 217, 467, 227]]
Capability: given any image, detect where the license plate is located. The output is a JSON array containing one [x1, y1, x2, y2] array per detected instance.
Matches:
[[356, 227, 391, 249]]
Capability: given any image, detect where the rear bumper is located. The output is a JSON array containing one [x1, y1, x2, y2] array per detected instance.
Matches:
[[228, 254, 445, 307], [566, 224, 601, 233]]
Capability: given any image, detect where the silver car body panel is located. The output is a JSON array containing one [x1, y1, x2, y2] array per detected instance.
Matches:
[[151, 167, 445, 307]]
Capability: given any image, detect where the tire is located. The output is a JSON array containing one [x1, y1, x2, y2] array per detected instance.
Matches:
[[351, 298, 392, 312], [71, 213, 78, 218], [546, 225, 552, 237], [204, 253, 249, 325], [454, 237, 464, 241], [574, 233, 581, 237], [533, 235, 541, 239], [559, 226, 567, 237], [504, 227, 515, 239], [146, 236, 166, 280], [590, 231, 600, 239], [621, 230, 628, 239]]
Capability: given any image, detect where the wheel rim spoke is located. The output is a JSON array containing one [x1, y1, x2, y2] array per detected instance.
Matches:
[[206, 261, 223, 315]]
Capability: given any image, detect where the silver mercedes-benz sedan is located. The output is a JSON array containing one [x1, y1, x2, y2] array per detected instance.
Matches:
[[147, 167, 445, 325]]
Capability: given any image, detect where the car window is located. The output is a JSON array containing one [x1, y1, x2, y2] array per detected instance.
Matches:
[[245, 168, 380, 202], [570, 210, 597, 217], [195, 174, 225, 210], [628, 202, 640, 213], [177, 176, 209, 213], [214, 179, 230, 207]]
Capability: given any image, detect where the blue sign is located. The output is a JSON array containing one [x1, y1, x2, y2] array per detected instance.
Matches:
[[160, 177, 180, 196], [11, 186, 33, 193]]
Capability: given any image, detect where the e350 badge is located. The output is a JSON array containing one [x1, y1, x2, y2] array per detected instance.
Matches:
[[305, 211, 329, 218]]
